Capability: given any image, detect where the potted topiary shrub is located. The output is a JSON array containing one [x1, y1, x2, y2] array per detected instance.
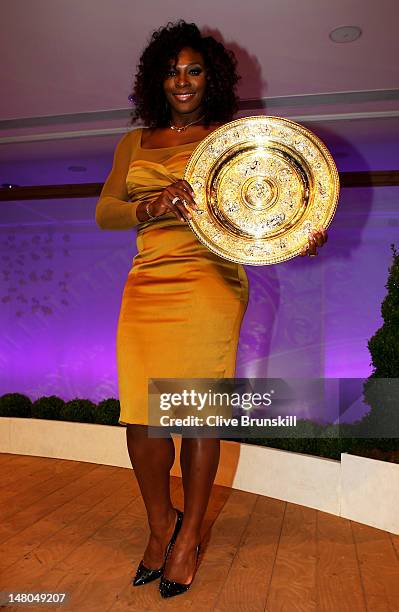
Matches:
[[94, 398, 121, 426], [0, 393, 32, 417], [360, 243, 399, 454], [60, 398, 96, 423], [31, 395, 65, 420]]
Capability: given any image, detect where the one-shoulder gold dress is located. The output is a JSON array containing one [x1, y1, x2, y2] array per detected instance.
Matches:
[[96, 128, 249, 425]]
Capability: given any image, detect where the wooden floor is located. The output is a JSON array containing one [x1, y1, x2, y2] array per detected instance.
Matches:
[[1, 454, 399, 612]]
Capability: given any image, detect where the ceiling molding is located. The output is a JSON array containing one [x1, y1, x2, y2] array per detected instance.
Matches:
[[238, 88, 399, 110], [0, 127, 129, 145], [1, 88, 398, 131], [1, 110, 399, 146], [0, 109, 132, 131]]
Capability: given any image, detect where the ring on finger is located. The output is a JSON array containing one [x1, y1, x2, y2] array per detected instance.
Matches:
[[171, 196, 180, 205]]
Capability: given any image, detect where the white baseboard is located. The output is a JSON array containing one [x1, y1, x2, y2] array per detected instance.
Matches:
[[1, 417, 397, 535]]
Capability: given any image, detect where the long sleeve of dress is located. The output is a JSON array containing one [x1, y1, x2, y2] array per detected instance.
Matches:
[[95, 131, 140, 230]]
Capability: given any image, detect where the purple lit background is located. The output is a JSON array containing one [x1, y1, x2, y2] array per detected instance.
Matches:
[[1, 131, 398, 425]]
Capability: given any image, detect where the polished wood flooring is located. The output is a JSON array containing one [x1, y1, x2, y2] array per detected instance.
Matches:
[[1, 453, 399, 611]]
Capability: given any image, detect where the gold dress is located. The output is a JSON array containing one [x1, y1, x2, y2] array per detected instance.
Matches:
[[96, 128, 249, 425]]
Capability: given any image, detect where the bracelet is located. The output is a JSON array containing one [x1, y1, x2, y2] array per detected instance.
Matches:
[[145, 201, 157, 220]]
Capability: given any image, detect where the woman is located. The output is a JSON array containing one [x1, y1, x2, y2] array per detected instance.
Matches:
[[96, 20, 327, 599]]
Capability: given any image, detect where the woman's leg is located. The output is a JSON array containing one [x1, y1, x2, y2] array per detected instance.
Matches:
[[163, 436, 221, 583], [126, 424, 177, 569]]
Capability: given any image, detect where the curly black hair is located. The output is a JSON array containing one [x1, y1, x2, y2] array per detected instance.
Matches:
[[129, 20, 240, 127]]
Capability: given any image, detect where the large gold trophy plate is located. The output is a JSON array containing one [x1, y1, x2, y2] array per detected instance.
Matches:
[[184, 116, 340, 265]]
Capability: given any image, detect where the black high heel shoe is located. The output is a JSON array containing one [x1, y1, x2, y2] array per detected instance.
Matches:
[[159, 543, 201, 598], [132, 508, 183, 586]]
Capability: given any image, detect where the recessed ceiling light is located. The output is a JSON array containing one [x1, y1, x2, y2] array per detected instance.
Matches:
[[68, 165, 87, 172], [329, 25, 362, 43]]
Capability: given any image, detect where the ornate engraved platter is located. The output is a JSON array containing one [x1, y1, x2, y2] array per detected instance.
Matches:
[[184, 116, 340, 265]]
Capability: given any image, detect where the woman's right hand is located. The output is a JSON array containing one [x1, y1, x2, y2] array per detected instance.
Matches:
[[146, 179, 200, 222]]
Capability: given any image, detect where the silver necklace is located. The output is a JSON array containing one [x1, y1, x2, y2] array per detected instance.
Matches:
[[170, 115, 205, 133]]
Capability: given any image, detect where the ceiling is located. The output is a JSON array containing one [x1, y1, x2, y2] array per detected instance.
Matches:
[[0, 0, 398, 182]]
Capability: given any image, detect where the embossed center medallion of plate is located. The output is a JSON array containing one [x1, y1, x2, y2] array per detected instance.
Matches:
[[242, 176, 276, 210]]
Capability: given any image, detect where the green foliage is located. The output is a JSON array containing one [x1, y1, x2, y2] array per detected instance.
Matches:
[[362, 244, 399, 435], [0, 393, 32, 417], [381, 244, 399, 328], [368, 327, 399, 377], [94, 398, 120, 425], [31, 395, 65, 420], [366, 244, 399, 378], [60, 399, 96, 423], [286, 418, 324, 438]]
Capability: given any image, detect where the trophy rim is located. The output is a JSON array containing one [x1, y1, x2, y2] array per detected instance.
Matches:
[[184, 115, 340, 266]]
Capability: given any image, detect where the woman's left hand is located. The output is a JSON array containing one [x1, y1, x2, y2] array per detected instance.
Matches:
[[299, 227, 328, 258]]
